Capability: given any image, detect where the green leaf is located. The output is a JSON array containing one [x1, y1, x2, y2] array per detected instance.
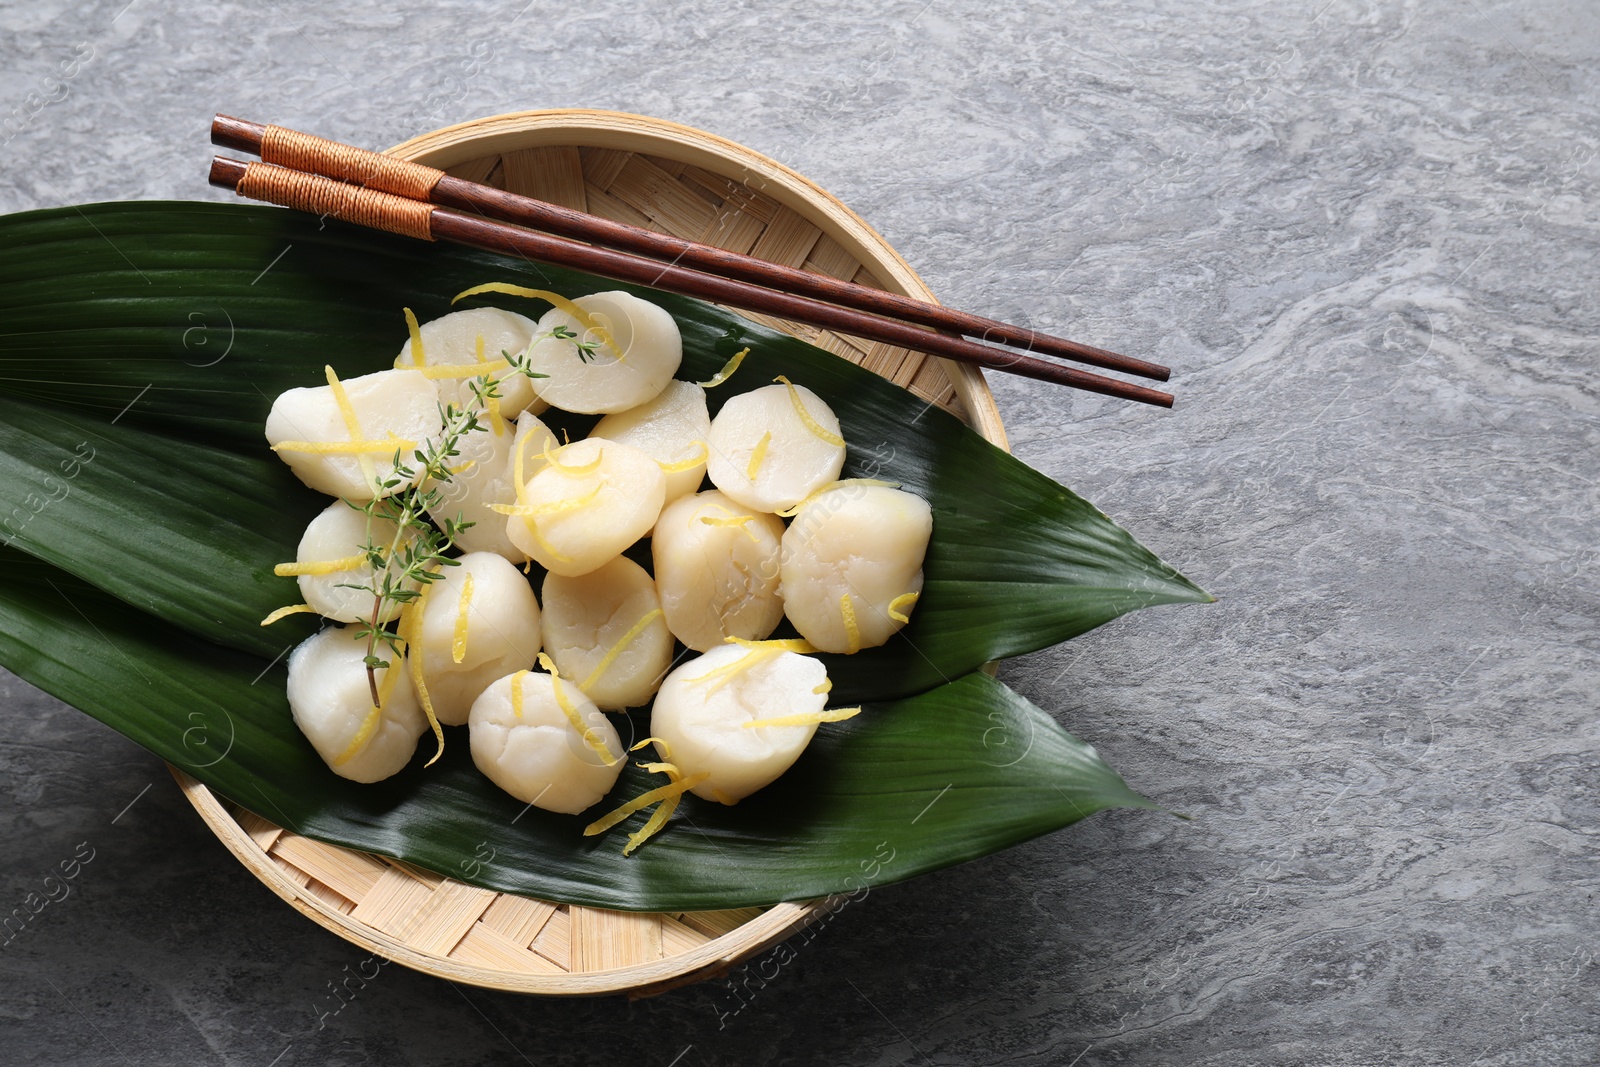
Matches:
[[0, 545, 1153, 912], [0, 200, 1202, 908], [0, 393, 322, 656], [0, 202, 1209, 700]]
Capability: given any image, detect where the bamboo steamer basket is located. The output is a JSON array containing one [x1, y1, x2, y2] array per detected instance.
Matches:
[[171, 110, 1011, 997]]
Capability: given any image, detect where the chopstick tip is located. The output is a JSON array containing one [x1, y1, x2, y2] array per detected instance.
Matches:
[[211, 114, 265, 154], [208, 155, 246, 190]]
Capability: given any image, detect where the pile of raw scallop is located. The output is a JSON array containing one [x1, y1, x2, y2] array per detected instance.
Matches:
[[262, 289, 931, 849]]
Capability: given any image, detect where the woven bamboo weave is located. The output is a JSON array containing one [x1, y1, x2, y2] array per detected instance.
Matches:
[[175, 111, 1007, 997]]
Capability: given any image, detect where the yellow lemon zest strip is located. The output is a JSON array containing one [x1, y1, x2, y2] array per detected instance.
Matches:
[[484, 396, 505, 435], [402, 307, 426, 367], [477, 335, 507, 436], [775, 478, 901, 518], [402, 589, 445, 766], [635, 761, 679, 776], [491, 482, 602, 518], [273, 554, 368, 577], [513, 425, 538, 503], [657, 441, 709, 474], [326, 364, 364, 436], [451, 572, 475, 664], [511, 670, 527, 719], [519, 514, 573, 564], [699, 513, 760, 543], [744, 706, 861, 729], [746, 430, 772, 482], [272, 435, 417, 456], [583, 772, 710, 837], [686, 646, 765, 685], [840, 593, 861, 654], [623, 763, 689, 856], [724, 635, 818, 654], [260, 603, 317, 626], [334, 707, 381, 767], [625, 797, 682, 854], [698, 346, 749, 388], [538, 653, 619, 766], [888, 591, 920, 624], [413, 360, 512, 380], [774, 375, 845, 447], [507, 429, 573, 563], [699, 501, 760, 542], [334, 652, 406, 767], [686, 646, 778, 693], [451, 283, 621, 358], [620, 806, 678, 857], [543, 440, 605, 476], [581, 608, 664, 691], [708, 786, 739, 806], [716, 647, 783, 695], [324, 364, 379, 490], [630, 736, 672, 760], [813, 678, 834, 695]]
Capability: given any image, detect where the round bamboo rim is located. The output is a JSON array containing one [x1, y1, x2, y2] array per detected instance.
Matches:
[[173, 109, 1011, 997]]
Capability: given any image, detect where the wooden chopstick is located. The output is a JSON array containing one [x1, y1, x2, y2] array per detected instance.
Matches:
[[208, 154, 1175, 408], [213, 116, 1170, 386]]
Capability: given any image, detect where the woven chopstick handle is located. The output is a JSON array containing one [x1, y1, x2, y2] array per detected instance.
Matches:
[[234, 160, 435, 241], [261, 124, 445, 201]]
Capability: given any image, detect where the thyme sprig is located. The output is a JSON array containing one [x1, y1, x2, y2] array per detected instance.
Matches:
[[341, 343, 548, 708], [551, 323, 606, 364]]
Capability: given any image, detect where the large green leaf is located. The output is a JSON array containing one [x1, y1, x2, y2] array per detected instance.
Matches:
[[0, 200, 1202, 909], [0, 545, 1152, 911], [0, 393, 323, 655], [0, 202, 1209, 700]]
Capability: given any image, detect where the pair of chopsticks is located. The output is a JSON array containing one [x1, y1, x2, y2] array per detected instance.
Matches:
[[208, 115, 1174, 407]]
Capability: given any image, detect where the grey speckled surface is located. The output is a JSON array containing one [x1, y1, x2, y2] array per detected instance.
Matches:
[[2, 1, 1597, 1064]]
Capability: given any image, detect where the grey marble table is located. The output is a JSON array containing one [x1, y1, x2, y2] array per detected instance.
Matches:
[[2, 1, 1596, 1064]]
